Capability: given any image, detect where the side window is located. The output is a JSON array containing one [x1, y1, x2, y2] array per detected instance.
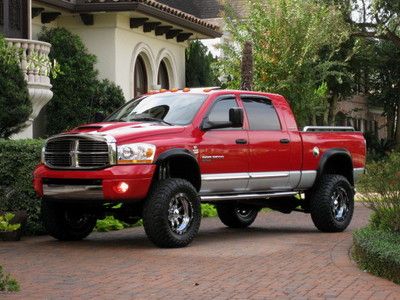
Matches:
[[208, 98, 237, 123], [242, 97, 281, 130]]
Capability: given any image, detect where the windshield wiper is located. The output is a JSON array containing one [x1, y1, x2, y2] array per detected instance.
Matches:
[[129, 117, 173, 126]]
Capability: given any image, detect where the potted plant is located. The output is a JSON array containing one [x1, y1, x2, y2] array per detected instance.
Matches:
[[0, 213, 22, 241]]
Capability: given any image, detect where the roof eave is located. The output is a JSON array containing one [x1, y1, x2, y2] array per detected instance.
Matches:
[[34, 0, 222, 38]]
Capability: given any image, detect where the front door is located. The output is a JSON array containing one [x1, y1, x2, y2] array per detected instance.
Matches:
[[198, 95, 249, 194], [0, 0, 28, 39], [241, 95, 293, 191]]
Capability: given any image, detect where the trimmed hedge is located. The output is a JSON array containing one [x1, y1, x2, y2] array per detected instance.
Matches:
[[353, 226, 400, 284], [0, 139, 44, 235]]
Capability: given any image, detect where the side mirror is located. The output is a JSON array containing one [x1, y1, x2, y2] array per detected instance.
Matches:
[[94, 112, 106, 123], [229, 107, 244, 128], [201, 107, 244, 130]]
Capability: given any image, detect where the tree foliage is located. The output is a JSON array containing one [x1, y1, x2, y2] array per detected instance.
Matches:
[[218, 0, 351, 126], [186, 40, 219, 87], [38, 28, 125, 135], [0, 35, 31, 138]]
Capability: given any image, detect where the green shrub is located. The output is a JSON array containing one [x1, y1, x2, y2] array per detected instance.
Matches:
[[201, 204, 217, 218], [0, 139, 44, 235], [358, 152, 400, 232], [0, 213, 21, 232], [38, 28, 125, 136], [0, 35, 31, 138], [353, 227, 400, 284], [0, 266, 20, 292], [96, 216, 125, 232]]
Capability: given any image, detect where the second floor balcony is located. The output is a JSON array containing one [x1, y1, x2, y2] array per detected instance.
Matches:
[[5, 38, 53, 138]]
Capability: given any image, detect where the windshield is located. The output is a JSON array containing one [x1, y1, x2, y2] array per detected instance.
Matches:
[[105, 93, 208, 125]]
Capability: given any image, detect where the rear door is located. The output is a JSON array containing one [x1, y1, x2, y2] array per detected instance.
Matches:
[[198, 95, 249, 194], [240, 95, 293, 191]]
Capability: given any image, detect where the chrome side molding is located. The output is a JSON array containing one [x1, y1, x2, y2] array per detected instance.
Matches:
[[201, 191, 298, 202]]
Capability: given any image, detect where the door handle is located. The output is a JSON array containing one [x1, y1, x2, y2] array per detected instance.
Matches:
[[280, 138, 290, 144], [236, 139, 248, 144]]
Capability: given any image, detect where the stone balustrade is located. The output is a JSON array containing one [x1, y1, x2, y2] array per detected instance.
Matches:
[[6, 38, 52, 86], [6, 38, 54, 139]]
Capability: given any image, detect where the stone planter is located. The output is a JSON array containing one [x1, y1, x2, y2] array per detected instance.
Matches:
[[0, 230, 21, 241]]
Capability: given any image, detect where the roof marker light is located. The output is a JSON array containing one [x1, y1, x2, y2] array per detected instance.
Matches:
[[170, 88, 179, 92], [183, 87, 190, 92]]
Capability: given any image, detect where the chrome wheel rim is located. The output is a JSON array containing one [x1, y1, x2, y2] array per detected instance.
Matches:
[[236, 207, 253, 219], [168, 193, 193, 235], [331, 186, 350, 222]]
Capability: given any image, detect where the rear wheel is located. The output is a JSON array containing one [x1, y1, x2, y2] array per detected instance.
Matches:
[[216, 204, 259, 228], [41, 201, 97, 241], [143, 178, 201, 248], [310, 174, 354, 232]]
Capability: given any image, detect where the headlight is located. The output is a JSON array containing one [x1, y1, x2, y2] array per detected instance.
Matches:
[[117, 143, 156, 164]]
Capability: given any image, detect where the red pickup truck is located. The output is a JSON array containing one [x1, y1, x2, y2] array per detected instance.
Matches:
[[34, 89, 366, 248]]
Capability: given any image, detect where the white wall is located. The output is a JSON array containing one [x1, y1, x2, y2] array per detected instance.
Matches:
[[32, 12, 187, 100]]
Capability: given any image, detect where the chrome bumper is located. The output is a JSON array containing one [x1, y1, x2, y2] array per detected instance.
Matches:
[[43, 184, 103, 200]]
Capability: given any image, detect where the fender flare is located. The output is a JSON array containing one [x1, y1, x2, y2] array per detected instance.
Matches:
[[316, 148, 354, 185], [155, 148, 201, 191]]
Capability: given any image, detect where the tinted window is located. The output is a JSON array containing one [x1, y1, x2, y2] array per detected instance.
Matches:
[[208, 98, 237, 123], [242, 97, 281, 130]]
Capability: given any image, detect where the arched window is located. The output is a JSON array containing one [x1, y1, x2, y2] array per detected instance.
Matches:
[[157, 60, 169, 90], [134, 55, 148, 97]]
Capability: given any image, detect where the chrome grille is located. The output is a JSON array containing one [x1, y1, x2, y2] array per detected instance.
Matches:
[[44, 136, 113, 169]]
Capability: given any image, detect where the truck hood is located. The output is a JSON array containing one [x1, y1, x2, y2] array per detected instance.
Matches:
[[67, 122, 186, 144]]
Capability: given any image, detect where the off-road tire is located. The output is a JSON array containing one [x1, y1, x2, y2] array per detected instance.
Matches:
[[41, 200, 97, 241], [310, 174, 354, 232], [216, 204, 259, 228], [143, 178, 201, 248]]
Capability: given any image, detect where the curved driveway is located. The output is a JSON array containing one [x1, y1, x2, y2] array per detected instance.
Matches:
[[1, 204, 400, 299]]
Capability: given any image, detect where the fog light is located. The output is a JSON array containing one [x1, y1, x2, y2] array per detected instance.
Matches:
[[114, 182, 129, 194]]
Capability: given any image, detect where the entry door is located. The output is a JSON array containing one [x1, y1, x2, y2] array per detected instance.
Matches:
[[0, 0, 28, 38], [198, 96, 249, 194], [241, 96, 293, 191]]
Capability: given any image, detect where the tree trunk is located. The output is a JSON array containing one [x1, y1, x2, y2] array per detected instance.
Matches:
[[395, 104, 400, 149], [327, 94, 338, 125], [240, 41, 253, 91], [387, 109, 395, 140]]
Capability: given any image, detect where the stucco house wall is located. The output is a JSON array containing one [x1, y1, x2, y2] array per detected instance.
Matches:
[[31, 10, 186, 100]]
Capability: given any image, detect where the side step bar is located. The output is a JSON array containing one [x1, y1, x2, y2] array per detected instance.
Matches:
[[201, 191, 298, 202]]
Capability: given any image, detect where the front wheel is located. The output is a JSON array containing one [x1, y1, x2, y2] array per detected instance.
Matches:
[[143, 178, 201, 248], [310, 174, 354, 232], [216, 204, 259, 228], [41, 201, 97, 241]]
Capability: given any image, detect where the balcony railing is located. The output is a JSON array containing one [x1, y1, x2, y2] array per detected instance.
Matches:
[[6, 38, 53, 138], [6, 38, 52, 86]]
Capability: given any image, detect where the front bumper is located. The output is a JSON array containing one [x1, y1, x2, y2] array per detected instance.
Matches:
[[34, 164, 156, 202]]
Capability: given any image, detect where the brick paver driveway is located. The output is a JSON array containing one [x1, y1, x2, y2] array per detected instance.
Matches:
[[1, 204, 399, 299]]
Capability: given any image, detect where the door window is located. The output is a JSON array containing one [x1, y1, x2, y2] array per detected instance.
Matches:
[[208, 98, 237, 124], [242, 97, 281, 130]]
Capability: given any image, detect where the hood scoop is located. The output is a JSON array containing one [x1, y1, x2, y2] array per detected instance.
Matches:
[[76, 125, 103, 131]]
